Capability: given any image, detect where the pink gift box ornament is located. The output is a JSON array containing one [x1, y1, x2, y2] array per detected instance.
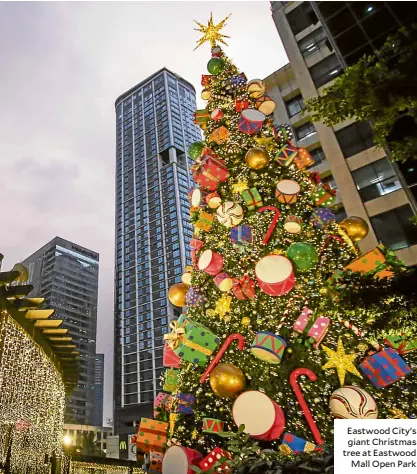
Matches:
[[293, 308, 330, 348], [153, 392, 172, 418]]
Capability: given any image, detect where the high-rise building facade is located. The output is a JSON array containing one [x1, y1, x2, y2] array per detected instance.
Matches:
[[269, 1, 417, 265], [23, 236, 99, 424], [93, 353, 105, 427], [114, 68, 200, 434]]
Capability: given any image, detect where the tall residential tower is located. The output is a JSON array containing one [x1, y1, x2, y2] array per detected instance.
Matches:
[[269, 1, 417, 264], [23, 236, 99, 424], [114, 68, 200, 434]]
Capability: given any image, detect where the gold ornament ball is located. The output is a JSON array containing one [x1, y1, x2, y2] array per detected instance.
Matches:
[[340, 216, 369, 242], [241, 316, 251, 326], [210, 363, 246, 398], [168, 283, 189, 307], [245, 147, 270, 170], [319, 287, 328, 296], [201, 89, 211, 101], [11, 263, 29, 282]]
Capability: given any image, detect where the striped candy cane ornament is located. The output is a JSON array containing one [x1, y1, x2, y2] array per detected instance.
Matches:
[[276, 295, 309, 333]]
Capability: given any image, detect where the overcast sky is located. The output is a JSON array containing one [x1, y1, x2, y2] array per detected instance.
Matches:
[[0, 1, 288, 424]]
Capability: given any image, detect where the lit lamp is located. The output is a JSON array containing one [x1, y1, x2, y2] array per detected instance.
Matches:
[[63, 434, 72, 447]]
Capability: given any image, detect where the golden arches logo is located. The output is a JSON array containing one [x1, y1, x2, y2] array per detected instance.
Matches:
[[119, 440, 127, 450]]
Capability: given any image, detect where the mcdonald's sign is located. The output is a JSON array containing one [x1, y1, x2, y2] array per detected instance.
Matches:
[[119, 440, 127, 450], [119, 434, 129, 460]]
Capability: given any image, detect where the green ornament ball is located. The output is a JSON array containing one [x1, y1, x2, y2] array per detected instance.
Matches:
[[287, 243, 318, 272], [188, 141, 205, 160], [207, 57, 225, 75]]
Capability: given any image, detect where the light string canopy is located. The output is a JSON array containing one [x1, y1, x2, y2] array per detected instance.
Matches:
[[0, 256, 79, 473]]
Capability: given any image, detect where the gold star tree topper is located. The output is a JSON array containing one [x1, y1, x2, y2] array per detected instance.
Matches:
[[322, 338, 362, 386], [194, 13, 231, 50]]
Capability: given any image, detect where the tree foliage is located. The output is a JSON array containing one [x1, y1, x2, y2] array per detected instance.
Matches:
[[305, 24, 417, 162]]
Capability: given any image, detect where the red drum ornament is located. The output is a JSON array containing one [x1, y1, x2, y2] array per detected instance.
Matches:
[[276, 180, 301, 205], [255, 255, 295, 296], [198, 250, 223, 276], [214, 272, 233, 292], [255, 96, 276, 115], [233, 391, 285, 440], [211, 46, 222, 57], [211, 109, 224, 121], [238, 109, 266, 135], [162, 446, 203, 474]]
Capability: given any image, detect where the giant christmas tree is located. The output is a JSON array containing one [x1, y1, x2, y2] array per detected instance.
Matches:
[[134, 15, 417, 474]]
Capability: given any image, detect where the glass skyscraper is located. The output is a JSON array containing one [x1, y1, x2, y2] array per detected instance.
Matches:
[[114, 68, 200, 434], [22, 236, 99, 425], [93, 353, 105, 427]]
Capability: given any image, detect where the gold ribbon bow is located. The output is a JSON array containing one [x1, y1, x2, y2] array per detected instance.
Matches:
[[164, 320, 186, 350]]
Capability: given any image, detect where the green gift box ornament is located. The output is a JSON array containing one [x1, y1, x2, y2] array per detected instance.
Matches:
[[164, 316, 219, 367], [193, 109, 210, 130], [241, 187, 263, 211], [163, 369, 179, 393]]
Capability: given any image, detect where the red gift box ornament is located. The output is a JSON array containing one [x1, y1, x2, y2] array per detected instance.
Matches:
[[199, 447, 233, 473], [201, 75, 212, 86], [163, 343, 181, 368], [235, 98, 249, 112], [190, 239, 204, 251], [232, 275, 256, 300], [192, 153, 230, 192]]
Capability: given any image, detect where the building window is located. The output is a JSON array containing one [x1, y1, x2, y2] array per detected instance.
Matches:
[[285, 94, 304, 117], [370, 205, 417, 250], [397, 161, 417, 202], [351, 158, 402, 202], [286, 2, 318, 36], [335, 121, 374, 158], [298, 27, 331, 59], [309, 54, 343, 88], [308, 147, 326, 167], [295, 122, 316, 141]]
